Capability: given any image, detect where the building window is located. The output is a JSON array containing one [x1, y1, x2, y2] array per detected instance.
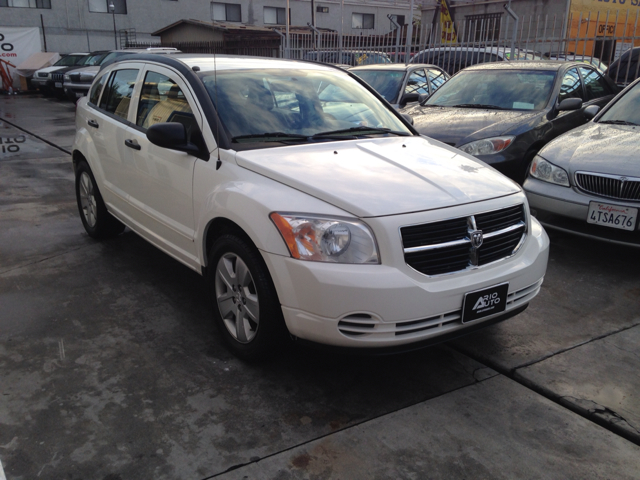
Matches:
[[389, 14, 405, 29], [212, 2, 241, 22], [352, 13, 374, 30], [264, 6, 286, 25], [0, 0, 51, 8], [88, 0, 127, 14], [316, 6, 328, 13], [463, 13, 502, 42]]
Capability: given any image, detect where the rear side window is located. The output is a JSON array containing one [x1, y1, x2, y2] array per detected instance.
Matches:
[[89, 73, 107, 106], [136, 71, 196, 133], [559, 68, 583, 102], [426, 69, 447, 93], [100, 69, 139, 120], [405, 69, 429, 95], [580, 67, 613, 100]]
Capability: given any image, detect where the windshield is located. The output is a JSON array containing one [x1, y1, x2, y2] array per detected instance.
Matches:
[[83, 53, 108, 66], [598, 81, 640, 125], [201, 68, 411, 141], [54, 54, 87, 67], [351, 70, 405, 102], [426, 70, 556, 110]]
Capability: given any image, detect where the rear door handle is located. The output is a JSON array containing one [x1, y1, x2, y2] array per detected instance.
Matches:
[[87, 119, 99, 128], [124, 139, 141, 150]]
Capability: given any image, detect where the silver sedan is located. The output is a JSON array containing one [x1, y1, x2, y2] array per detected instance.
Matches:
[[524, 78, 640, 248]]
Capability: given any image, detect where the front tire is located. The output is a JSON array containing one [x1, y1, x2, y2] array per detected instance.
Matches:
[[208, 234, 287, 361], [75, 161, 125, 239]]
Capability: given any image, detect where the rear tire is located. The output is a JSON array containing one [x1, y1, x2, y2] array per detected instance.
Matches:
[[75, 161, 125, 239], [207, 233, 288, 361]]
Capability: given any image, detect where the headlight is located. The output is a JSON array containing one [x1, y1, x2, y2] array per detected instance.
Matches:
[[529, 155, 570, 186], [458, 136, 515, 156], [270, 213, 379, 264], [64, 74, 71, 81]]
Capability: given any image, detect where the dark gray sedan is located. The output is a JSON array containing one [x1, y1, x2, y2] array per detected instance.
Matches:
[[524, 77, 640, 248], [402, 61, 619, 183]]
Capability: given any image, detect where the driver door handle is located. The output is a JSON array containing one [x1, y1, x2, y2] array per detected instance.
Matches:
[[124, 139, 141, 150], [87, 119, 99, 128]]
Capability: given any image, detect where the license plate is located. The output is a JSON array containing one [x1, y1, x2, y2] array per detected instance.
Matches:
[[462, 283, 509, 323], [587, 202, 637, 231], [55, 82, 62, 88]]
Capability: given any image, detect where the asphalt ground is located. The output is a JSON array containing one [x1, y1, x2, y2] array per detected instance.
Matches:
[[1, 93, 639, 479]]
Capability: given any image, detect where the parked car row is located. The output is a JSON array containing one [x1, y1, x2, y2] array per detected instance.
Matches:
[[32, 47, 180, 100]]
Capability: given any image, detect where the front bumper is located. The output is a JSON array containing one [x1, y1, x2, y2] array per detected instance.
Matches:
[[63, 82, 90, 97], [524, 176, 640, 247], [262, 217, 549, 348]]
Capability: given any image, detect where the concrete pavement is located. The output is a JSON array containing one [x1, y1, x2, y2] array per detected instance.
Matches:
[[1, 94, 639, 479]]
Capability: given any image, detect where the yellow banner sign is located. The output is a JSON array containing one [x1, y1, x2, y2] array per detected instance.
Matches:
[[571, 0, 640, 18], [440, 0, 457, 44]]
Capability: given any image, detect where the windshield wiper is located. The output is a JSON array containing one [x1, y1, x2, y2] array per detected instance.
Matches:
[[451, 104, 506, 110], [598, 120, 639, 126], [232, 132, 309, 143], [312, 126, 409, 138]]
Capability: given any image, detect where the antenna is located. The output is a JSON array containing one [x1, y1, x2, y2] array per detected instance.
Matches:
[[214, 51, 221, 170]]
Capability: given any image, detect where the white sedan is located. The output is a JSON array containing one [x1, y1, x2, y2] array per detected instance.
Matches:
[[72, 54, 549, 360]]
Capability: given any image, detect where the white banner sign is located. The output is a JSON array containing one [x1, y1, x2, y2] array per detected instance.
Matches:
[[0, 27, 41, 91]]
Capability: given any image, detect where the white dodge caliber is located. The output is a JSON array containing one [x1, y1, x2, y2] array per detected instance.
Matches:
[[73, 54, 549, 360]]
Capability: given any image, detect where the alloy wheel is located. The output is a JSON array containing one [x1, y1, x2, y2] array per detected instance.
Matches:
[[79, 171, 98, 228]]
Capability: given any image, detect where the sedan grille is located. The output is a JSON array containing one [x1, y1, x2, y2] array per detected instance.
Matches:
[[401, 204, 526, 276], [69, 73, 82, 82], [575, 171, 640, 201], [38, 72, 49, 78]]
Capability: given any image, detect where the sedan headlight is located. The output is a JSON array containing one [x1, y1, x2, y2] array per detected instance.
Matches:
[[529, 155, 570, 187], [270, 213, 379, 264], [458, 136, 515, 156]]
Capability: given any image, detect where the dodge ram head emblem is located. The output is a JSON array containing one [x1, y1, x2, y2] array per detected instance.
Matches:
[[470, 230, 484, 249]]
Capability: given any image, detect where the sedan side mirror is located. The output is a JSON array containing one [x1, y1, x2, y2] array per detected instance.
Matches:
[[399, 92, 419, 107], [584, 105, 600, 120], [401, 113, 414, 125], [557, 97, 583, 111], [147, 122, 209, 161]]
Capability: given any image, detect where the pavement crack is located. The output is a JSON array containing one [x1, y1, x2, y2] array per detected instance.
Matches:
[[0, 115, 71, 155], [0, 244, 92, 275]]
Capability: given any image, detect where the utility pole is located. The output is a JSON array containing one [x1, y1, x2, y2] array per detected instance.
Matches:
[[311, 0, 316, 27]]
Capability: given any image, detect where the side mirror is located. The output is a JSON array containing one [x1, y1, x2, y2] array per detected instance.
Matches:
[[401, 113, 414, 125], [418, 93, 429, 105], [557, 97, 583, 111], [400, 92, 419, 106], [146, 122, 209, 160], [584, 105, 600, 120]]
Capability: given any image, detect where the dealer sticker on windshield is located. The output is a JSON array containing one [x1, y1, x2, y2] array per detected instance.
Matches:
[[587, 202, 637, 231], [462, 283, 509, 323]]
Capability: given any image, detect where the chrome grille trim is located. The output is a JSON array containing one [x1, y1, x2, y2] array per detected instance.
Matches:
[[575, 171, 640, 201], [404, 222, 525, 253], [400, 204, 527, 276]]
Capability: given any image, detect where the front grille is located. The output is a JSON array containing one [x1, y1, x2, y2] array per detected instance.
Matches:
[[38, 72, 49, 78], [51, 73, 64, 82], [401, 204, 526, 276], [70, 73, 82, 82], [575, 171, 640, 201]]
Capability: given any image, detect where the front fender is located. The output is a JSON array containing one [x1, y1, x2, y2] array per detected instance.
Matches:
[[193, 155, 352, 267]]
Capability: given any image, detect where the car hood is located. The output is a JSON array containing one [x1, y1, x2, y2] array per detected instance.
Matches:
[[538, 122, 640, 176], [235, 136, 520, 217], [35, 66, 64, 75], [403, 105, 542, 146]]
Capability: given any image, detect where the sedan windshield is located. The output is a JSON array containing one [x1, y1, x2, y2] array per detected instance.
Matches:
[[598, 80, 640, 125], [54, 54, 87, 67], [201, 69, 411, 141], [425, 70, 556, 111], [351, 70, 405, 102]]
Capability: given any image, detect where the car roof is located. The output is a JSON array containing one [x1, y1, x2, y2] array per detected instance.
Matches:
[[349, 63, 439, 71], [108, 54, 351, 73], [463, 61, 580, 72]]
